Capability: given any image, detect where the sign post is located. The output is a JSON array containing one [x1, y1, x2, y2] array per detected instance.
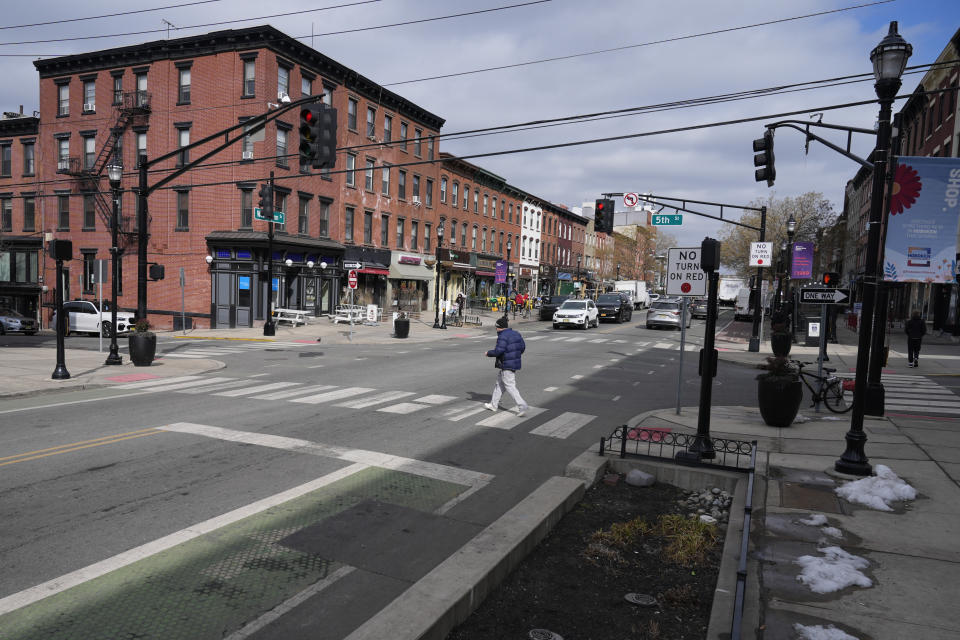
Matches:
[[180, 267, 186, 335], [347, 269, 357, 341], [94, 259, 108, 353]]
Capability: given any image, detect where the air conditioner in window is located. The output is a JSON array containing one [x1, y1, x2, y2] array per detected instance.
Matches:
[[277, 91, 290, 103], [367, 135, 379, 143], [83, 103, 95, 112], [242, 151, 254, 160], [412, 197, 422, 206]]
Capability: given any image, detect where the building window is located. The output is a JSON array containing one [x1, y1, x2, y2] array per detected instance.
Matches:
[[83, 194, 96, 229], [136, 73, 148, 107], [277, 65, 290, 99], [241, 120, 254, 158], [0, 144, 9, 176], [483, 194, 488, 216], [366, 107, 376, 138], [471, 226, 477, 250], [176, 191, 189, 230], [381, 164, 390, 196], [509, 203, 513, 223], [178, 68, 191, 104], [384, 114, 392, 142], [83, 136, 95, 170], [347, 98, 358, 130], [413, 174, 420, 201], [364, 210, 373, 244], [491, 197, 497, 218], [381, 213, 390, 246], [365, 158, 375, 191], [111, 131, 123, 168], [398, 170, 406, 199], [344, 206, 354, 243], [427, 137, 434, 160], [274, 192, 286, 232], [400, 122, 408, 149], [58, 195, 70, 230], [473, 190, 479, 213], [22, 196, 35, 231], [424, 223, 432, 252], [22, 142, 35, 176], [243, 59, 256, 96], [481, 227, 486, 252], [177, 127, 190, 166], [463, 185, 469, 210], [451, 182, 458, 207], [318, 199, 330, 237], [0, 198, 11, 232], [276, 127, 288, 168], [461, 223, 467, 246], [301, 76, 311, 96], [410, 220, 419, 250], [414, 128, 422, 157], [345, 153, 356, 187], [113, 75, 123, 105], [499, 231, 503, 254], [83, 81, 95, 112], [426, 179, 433, 207], [500, 200, 505, 220], [396, 217, 405, 248], [490, 228, 495, 253], [57, 138, 69, 171], [136, 132, 147, 167], [298, 196, 310, 235], [440, 177, 447, 203], [241, 189, 253, 228], [58, 83, 69, 116]]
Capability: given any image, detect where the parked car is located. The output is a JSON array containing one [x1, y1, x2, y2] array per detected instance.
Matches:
[[645, 300, 691, 330], [0, 308, 38, 335], [553, 299, 599, 330], [538, 295, 570, 320], [690, 298, 715, 319], [595, 292, 633, 323], [52, 300, 136, 337], [648, 293, 661, 304]]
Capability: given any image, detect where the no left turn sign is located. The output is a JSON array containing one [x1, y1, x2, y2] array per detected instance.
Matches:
[[623, 192, 639, 207]]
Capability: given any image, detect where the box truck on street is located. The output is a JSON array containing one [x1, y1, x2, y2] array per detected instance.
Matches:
[[614, 280, 650, 309]]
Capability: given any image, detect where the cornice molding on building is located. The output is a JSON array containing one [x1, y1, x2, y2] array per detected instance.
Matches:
[[0, 117, 39, 137]]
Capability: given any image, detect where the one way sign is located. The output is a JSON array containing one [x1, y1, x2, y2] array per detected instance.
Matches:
[[801, 288, 850, 304]]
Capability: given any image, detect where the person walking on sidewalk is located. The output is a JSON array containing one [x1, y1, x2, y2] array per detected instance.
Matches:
[[905, 310, 926, 367], [484, 317, 529, 416]]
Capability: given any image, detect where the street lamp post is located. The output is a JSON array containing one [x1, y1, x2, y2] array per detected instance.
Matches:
[[577, 254, 582, 297], [433, 221, 445, 329], [836, 21, 911, 477], [785, 214, 796, 341], [504, 239, 512, 319], [105, 164, 124, 365], [775, 240, 787, 310], [616, 262, 621, 281]]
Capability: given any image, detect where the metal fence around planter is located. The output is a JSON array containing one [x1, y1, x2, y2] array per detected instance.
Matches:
[[598, 424, 758, 640]]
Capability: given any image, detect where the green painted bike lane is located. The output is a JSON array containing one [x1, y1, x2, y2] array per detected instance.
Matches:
[[1, 466, 467, 640]]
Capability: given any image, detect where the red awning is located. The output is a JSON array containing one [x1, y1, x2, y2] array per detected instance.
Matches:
[[475, 270, 496, 277], [358, 267, 390, 275]]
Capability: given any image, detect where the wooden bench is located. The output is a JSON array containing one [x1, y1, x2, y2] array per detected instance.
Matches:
[[272, 308, 308, 326]]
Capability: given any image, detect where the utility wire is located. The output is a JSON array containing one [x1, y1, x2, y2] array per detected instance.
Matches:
[[0, 0, 227, 31]]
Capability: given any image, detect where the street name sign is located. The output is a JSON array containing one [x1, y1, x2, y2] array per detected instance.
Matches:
[[652, 214, 682, 226], [749, 242, 773, 267], [254, 208, 286, 224], [800, 288, 850, 304], [666, 247, 707, 296]]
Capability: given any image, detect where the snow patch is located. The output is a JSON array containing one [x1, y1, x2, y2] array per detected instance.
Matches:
[[820, 526, 843, 538], [793, 623, 859, 640], [835, 464, 916, 512], [795, 546, 872, 593], [800, 514, 828, 526]]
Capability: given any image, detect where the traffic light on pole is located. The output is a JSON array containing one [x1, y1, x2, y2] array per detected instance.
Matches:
[[753, 128, 776, 187], [594, 198, 614, 233], [299, 106, 321, 167], [822, 271, 840, 286], [314, 106, 338, 170], [258, 184, 273, 218]]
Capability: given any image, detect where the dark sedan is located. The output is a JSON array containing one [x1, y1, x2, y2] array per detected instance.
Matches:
[[595, 292, 633, 323], [539, 295, 570, 320]]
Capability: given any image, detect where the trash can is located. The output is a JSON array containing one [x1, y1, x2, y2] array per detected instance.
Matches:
[[393, 316, 410, 339]]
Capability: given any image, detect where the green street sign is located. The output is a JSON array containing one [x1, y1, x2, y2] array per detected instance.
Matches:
[[652, 214, 682, 225], [254, 208, 285, 224]]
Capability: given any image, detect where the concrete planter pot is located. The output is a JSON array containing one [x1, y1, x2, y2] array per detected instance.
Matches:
[[757, 375, 802, 427], [394, 318, 410, 339], [128, 332, 157, 366]]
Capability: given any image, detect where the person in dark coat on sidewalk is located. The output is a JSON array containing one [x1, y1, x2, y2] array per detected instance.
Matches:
[[905, 310, 926, 367], [484, 317, 529, 415]]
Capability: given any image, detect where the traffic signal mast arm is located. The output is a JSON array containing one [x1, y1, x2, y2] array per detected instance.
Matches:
[[763, 119, 878, 171], [622, 193, 765, 233]]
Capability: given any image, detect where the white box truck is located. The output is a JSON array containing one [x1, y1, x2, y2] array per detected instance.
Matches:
[[719, 277, 746, 306], [614, 280, 650, 309], [734, 287, 753, 320]]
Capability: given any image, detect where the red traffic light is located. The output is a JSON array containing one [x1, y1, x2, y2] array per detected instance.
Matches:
[[822, 272, 840, 286], [301, 108, 315, 124]]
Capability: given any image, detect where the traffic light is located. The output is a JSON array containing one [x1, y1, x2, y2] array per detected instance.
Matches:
[[258, 184, 273, 218], [594, 198, 614, 233], [314, 106, 337, 170], [822, 271, 841, 286], [753, 128, 776, 187]]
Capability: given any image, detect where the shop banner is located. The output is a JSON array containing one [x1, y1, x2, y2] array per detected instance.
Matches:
[[883, 156, 960, 283], [495, 260, 507, 284], [791, 242, 814, 279]]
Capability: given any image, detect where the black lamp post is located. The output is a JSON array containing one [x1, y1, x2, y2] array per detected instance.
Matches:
[[616, 262, 621, 281], [785, 214, 796, 341], [105, 164, 124, 365], [577, 254, 582, 297], [504, 239, 512, 319], [775, 240, 787, 310], [433, 221, 445, 329], [836, 21, 911, 477]]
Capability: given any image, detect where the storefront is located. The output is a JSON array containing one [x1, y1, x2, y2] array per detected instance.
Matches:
[[388, 252, 434, 315], [205, 231, 344, 328], [0, 236, 42, 324], [439, 248, 475, 304], [473, 254, 499, 299], [343, 246, 390, 309], [517, 267, 535, 295], [557, 271, 575, 296], [538, 264, 556, 296]]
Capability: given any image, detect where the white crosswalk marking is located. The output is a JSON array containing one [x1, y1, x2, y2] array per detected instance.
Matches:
[[442, 402, 489, 421], [529, 412, 595, 439], [158, 354, 207, 359], [566, 337, 587, 343], [655, 342, 674, 349], [178, 380, 253, 394], [549, 336, 568, 341], [476, 407, 546, 429], [414, 394, 458, 405], [215, 382, 300, 397], [292, 387, 375, 404], [336, 390, 415, 409], [526, 335, 546, 341], [252, 384, 337, 400], [138, 377, 236, 392], [612, 339, 627, 343], [879, 375, 960, 416], [588, 339, 608, 343], [635, 341, 651, 346], [114, 375, 203, 389]]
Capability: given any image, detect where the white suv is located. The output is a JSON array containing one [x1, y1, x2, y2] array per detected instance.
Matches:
[[52, 300, 136, 337]]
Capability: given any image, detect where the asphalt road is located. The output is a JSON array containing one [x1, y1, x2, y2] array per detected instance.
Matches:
[[0, 310, 762, 639]]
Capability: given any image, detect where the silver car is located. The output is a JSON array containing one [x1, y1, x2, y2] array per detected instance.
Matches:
[[645, 300, 691, 330], [0, 308, 38, 335]]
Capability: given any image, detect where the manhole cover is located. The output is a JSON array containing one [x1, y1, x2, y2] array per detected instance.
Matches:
[[625, 593, 658, 607], [529, 630, 563, 640]]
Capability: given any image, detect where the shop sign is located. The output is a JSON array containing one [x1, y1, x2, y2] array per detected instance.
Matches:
[[477, 257, 498, 271], [398, 255, 421, 265], [519, 267, 532, 277]]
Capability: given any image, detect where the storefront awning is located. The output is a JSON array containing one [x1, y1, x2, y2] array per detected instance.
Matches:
[[557, 272, 573, 280], [475, 270, 496, 277], [358, 267, 390, 275], [389, 261, 434, 281]]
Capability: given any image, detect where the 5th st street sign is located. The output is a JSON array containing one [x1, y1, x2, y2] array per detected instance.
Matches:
[[254, 207, 286, 225], [800, 288, 850, 304]]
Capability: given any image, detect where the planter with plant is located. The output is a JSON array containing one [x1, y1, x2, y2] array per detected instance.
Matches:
[[128, 319, 156, 366], [757, 356, 802, 427], [393, 311, 410, 339]]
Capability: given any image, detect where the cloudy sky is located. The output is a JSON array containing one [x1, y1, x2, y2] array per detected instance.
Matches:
[[3, 0, 958, 246]]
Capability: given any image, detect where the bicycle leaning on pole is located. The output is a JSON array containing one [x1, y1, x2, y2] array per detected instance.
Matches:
[[792, 360, 854, 413]]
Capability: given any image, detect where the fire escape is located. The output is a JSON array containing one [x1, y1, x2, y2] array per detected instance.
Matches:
[[59, 90, 151, 250]]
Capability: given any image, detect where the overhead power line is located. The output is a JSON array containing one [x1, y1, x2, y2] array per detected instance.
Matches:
[[0, 0, 227, 31]]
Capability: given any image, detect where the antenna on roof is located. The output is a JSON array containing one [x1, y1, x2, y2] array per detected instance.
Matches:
[[161, 19, 177, 39]]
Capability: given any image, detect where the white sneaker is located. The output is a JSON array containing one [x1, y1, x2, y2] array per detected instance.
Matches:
[[517, 405, 529, 417], [484, 402, 497, 411]]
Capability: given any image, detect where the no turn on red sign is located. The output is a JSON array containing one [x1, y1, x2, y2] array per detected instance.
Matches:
[[666, 247, 707, 297], [750, 242, 773, 267], [348, 269, 358, 289]]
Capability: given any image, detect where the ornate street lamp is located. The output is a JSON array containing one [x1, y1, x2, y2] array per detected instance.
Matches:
[[785, 213, 797, 341], [504, 239, 512, 319], [104, 163, 124, 365], [837, 21, 911, 477], [577, 254, 582, 297], [433, 220, 445, 329]]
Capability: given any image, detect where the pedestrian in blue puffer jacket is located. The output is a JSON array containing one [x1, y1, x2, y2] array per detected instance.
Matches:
[[484, 317, 529, 416]]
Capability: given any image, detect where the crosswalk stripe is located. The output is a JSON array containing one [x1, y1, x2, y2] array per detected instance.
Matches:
[[885, 404, 960, 414], [253, 384, 337, 400], [566, 337, 587, 342], [476, 406, 546, 429], [214, 382, 300, 397], [114, 375, 203, 389], [139, 377, 236, 392], [526, 335, 546, 341], [178, 380, 253, 394], [336, 390, 415, 408], [292, 387, 375, 404], [883, 398, 960, 408], [635, 341, 651, 346], [529, 411, 595, 439], [654, 342, 674, 349], [378, 402, 431, 414], [442, 402, 488, 421], [414, 394, 458, 405], [156, 354, 206, 359], [588, 339, 608, 343], [549, 336, 568, 341], [612, 339, 627, 343], [885, 389, 955, 397]]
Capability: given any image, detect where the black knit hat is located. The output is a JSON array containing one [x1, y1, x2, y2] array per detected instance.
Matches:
[[496, 317, 509, 328]]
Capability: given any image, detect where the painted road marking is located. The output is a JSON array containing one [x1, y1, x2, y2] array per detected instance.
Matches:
[[291, 387, 376, 404], [138, 377, 236, 393], [252, 384, 338, 401], [177, 380, 252, 394], [214, 382, 301, 397], [113, 375, 203, 389], [475, 407, 546, 429], [415, 394, 459, 405], [544, 386, 559, 392], [335, 390, 415, 409], [0, 428, 162, 468], [529, 411, 595, 439]]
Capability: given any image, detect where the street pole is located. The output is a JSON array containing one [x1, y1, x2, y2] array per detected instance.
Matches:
[[52, 256, 70, 380], [433, 230, 442, 328], [786, 219, 796, 342], [504, 242, 512, 320], [105, 166, 123, 365], [137, 155, 148, 321], [441, 270, 448, 329], [748, 206, 767, 352], [264, 171, 276, 337], [836, 21, 911, 476]]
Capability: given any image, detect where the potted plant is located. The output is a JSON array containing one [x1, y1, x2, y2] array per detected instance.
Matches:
[[128, 318, 157, 366], [770, 309, 792, 357], [757, 356, 802, 427], [393, 311, 410, 339]]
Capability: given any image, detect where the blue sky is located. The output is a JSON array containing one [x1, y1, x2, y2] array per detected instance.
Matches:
[[2, 1, 958, 246]]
